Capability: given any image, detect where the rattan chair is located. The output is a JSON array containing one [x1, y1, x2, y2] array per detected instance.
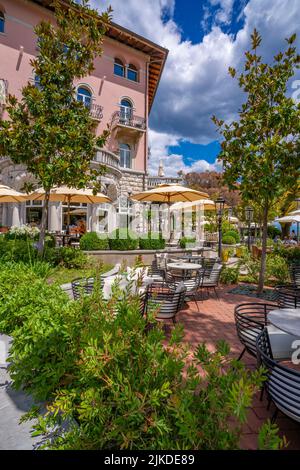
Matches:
[[146, 282, 187, 323], [256, 328, 300, 423], [274, 284, 300, 309]]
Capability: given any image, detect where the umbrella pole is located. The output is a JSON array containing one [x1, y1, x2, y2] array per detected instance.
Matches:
[[67, 197, 70, 234]]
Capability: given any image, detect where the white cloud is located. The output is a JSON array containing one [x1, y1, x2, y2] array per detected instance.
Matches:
[[148, 129, 221, 176], [91, 0, 300, 176]]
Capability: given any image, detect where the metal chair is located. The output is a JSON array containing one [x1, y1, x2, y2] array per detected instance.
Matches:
[[256, 328, 300, 424], [274, 284, 300, 309], [234, 302, 275, 360], [71, 277, 97, 300], [200, 263, 222, 299], [146, 282, 187, 323], [289, 263, 300, 288], [166, 269, 204, 311]]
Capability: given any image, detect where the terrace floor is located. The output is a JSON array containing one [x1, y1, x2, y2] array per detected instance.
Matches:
[[173, 285, 300, 450]]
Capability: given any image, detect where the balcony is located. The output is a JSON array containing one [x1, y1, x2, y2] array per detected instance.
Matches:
[[0, 78, 8, 115], [147, 176, 183, 188], [89, 103, 103, 121], [111, 110, 146, 139], [92, 149, 121, 177]]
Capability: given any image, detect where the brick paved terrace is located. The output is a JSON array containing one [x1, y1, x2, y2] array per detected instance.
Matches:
[[172, 285, 300, 450]]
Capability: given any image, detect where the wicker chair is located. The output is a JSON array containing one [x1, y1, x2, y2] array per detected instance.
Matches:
[[274, 284, 300, 309], [146, 282, 187, 323], [256, 328, 300, 423]]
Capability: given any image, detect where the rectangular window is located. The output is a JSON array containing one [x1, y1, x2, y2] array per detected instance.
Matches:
[[114, 63, 124, 77], [127, 69, 138, 82], [0, 17, 4, 34]]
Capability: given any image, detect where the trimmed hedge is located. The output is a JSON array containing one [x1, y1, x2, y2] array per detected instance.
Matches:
[[222, 235, 236, 245], [80, 232, 109, 251], [108, 228, 139, 250], [179, 237, 196, 249], [223, 230, 240, 243], [139, 233, 165, 250]]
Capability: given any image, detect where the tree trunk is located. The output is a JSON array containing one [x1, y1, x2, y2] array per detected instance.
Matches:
[[257, 205, 268, 294], [37, 189, 50, 255], [281, 222, 291, 238]]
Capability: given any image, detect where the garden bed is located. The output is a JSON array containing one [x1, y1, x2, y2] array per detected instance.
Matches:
[[228, 284, 277, 302]]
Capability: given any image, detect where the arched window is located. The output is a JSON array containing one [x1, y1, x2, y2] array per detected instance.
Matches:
[[127, 64, 138, 82], [77, 86, 92, 109], [120, 98, 133, 123], [119, 143, 131, 169], [0, 11, 5, 34], [114, 58, 125, 77]]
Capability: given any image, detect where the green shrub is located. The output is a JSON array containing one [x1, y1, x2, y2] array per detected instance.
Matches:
[[80, 232, 109, 251], [139, 233, 165, 250], [224, 230, 240, 243], [220, 265, 240, 284], [0, 238, 37, 263], [2, 264, 283, 449], [267, 225, 281, 239], [274, 245, 300, 263], [44, 247, 87, 268], [265, 254, 289, 284], [108, 228, 138, 250], [179, 237, 196, 248], [222, 235, 236, 245]]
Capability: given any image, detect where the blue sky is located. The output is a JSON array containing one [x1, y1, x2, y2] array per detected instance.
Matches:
[[93, 0, 300, 176]]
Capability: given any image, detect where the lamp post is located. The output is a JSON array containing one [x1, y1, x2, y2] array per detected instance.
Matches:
[[215, 196, 225, 260], [245, 206, 254, 251]]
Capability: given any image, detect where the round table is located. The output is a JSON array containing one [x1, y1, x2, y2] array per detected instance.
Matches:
[[167, 262, 202, 279], [268, 308, 300, 337]]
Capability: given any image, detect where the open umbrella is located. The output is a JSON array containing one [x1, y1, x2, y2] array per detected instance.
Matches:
[[277, 215, 300, 223], [131, 184, 209, 238], [0, 184, 26, 202], [27, 186, 111, 233]]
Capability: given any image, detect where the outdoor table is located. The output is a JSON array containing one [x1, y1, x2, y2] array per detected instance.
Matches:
[[268, 308, 300, 337], [167, 262, 202, 280]]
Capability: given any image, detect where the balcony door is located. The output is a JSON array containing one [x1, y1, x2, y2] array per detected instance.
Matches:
[[77, 87, 92, 110], [120, 99, 133, 124]]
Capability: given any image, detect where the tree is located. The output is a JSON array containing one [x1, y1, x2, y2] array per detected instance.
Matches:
[[212, 29, 300, 293], [185, 171, 241, 208], [0, 0, 112, 253]]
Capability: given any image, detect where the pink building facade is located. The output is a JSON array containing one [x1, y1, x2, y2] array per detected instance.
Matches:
[[0, 0, 167, 232]]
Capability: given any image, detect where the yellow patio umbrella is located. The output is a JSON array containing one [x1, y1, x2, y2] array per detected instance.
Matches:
[[27, 186, 111, 232], [0, 184, 26, 202], [170, 199, 216, 212]]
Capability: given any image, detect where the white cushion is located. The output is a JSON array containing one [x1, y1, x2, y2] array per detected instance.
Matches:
[[267, 325, 298, 360]]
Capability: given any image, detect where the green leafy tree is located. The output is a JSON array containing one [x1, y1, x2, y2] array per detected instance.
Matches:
[[213, 29, 300, 292], [0, 0, 112, 253]]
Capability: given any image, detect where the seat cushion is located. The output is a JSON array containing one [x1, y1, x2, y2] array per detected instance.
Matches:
[[267, 325, 299, 360]]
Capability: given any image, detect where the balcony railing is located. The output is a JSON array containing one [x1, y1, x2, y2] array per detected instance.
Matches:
[[111, 111, 146, 131], [89, 103, 103, 121], [93, 149, 120, 172], [147, 176, 183, 188]]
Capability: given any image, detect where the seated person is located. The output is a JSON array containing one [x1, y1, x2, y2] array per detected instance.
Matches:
[[77, 218, 86, 235]]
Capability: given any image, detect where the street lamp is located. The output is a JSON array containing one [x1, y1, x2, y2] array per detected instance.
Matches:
[[215, 196, 225, 259], [245, 206, 254, 251]]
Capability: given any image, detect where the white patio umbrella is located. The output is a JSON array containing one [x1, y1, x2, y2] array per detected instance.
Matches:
[[27, 186, 111, 232], [276, 214, 300, 223], [131, 184, 209, 238], [170, 198, 216, 212]]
